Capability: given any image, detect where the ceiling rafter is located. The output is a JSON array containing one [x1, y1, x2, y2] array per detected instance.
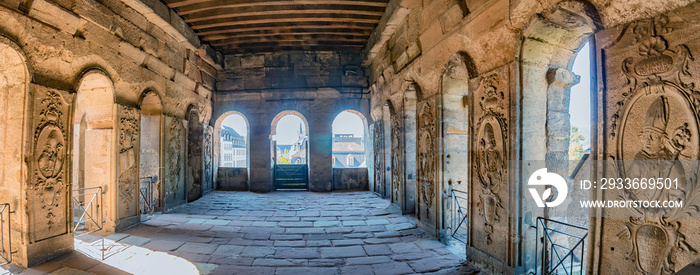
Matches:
[[163, 0, 390, 54]]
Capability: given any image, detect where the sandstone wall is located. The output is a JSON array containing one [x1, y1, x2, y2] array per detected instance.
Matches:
[[0, 0, 217, 266], [214, 51, 371, 193], [365, 0, 700, 273]]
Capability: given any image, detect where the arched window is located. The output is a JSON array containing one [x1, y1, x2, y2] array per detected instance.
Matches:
[[568, 42, 591, 176], [218, 113, 249, 168], [517, 2, 600, 273], [272, 113, 307, 165], [331, 110, 367, 168]]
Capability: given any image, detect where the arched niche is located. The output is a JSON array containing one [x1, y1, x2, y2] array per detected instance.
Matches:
[[270, 110, 310, 190], [516, 1, 601, 273], [138, 91, 163, 213], [0, 36, 31, 266], [186, 107, 204, 202], [213, 111, 250, 190], [72, 69, 116, 233], [401, 84, 419, 215], [381, 101, 394, 198], [440, 52, 474, 250]]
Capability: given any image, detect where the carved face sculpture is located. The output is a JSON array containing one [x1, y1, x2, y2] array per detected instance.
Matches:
[[639, 130, 666, 154], [482, 125, 497, 151], [38, 129, 63, 178], [638, 96, 669, 156]]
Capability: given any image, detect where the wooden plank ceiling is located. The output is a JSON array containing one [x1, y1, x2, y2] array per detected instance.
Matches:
[[164, 0, 390, 54]]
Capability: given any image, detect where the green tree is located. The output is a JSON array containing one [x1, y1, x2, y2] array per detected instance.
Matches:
[[569, 126, 586, 172], [278, 149, 291, 164]]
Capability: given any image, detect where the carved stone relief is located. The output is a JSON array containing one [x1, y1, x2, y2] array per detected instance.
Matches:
[[391, 112, 403, 206], [373, 120, 384, 195], [187, 113, 203, 202], [31, 87, 71, 241], [468, 68, 509, 263], [474, 74, 507, 245], [117, 105, 139, 219], [601, 14, 700, 275], [167, 117, 183, 201], [204, 126, 213, 192], [417, 100, 438, 223]]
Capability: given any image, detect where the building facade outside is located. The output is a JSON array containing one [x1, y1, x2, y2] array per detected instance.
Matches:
[[220, 125, 246, 168], [332, 134, 365, 168]]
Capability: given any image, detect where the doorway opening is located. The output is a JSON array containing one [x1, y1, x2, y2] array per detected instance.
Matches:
[[271, 111, 309, 190]]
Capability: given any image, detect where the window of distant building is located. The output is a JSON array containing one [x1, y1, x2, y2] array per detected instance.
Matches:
[[332, 110, 367, 168]]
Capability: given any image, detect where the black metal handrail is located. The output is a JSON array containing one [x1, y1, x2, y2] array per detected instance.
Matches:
[[0, 203, 12, 265], [72, 187, 103, 235], [139, 175, 158, 215], [447, 189, 469, 244], [534, 217, 588, 275]]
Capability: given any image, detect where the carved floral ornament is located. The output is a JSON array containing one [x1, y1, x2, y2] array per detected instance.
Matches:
[[392, 113, 403, 203], [169, 118, 183, 197], [479, 73, 505, 112], [34, 90, 67, 231], [474, 72, 508, 245], [119, 106, 139, 213], [418, 101, 437, 219], [373, 120, 383, 193], [204, 127, 213, 178], [609, 15, 700, 275]]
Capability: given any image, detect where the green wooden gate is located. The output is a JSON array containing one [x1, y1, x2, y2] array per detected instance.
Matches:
[[274, 164, 308, 190]]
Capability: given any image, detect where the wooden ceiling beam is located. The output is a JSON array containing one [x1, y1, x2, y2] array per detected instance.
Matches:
[[211, 36, 368, 47], [191, 17, 381, 31], [171, 0, 387, 15], [220, 45, 363, 54], [185, 9, 385, 23], [198, 24, 375, 36], [216, 40, 366, 49], [202, 29, 372, 41], [204, 32, 370, 43]]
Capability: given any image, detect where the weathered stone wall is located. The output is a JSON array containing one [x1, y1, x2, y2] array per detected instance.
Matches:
[[596, 6, 700, 274], [332, 168, 369, 191], [366, 0, 700, 273], [216, 168, 249, 191], [214, 51, 370, 193], [0, 0, 217, 266]]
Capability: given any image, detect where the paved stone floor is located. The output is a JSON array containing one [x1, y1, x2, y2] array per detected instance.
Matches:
[[4, 191, 480, 275]]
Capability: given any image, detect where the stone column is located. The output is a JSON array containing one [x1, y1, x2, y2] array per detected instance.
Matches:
[[249, 115, 272, 192], [308, 111, 333, 192], [545, 68, 580, 176]]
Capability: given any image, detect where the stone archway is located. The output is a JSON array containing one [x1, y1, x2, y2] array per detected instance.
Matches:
[[270, 110, 310, 190], [331, 109, 370, 190], [72, 70, 116, 233], [516, 1, 601, 273], [440, 52, 474, 249], [213, 111, 251, 190], [138, 91, 163, 213]]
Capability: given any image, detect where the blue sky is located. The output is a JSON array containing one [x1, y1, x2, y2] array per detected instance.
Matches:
[[274, 115, 306, 145], [570, 42, 591, 148], [221, 114, 248, 138], [332, 111, 364, 138]]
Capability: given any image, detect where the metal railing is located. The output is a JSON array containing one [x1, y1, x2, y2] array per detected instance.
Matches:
[[534, 217, 588, 275], [139, 176, 158, 215], [446, 189, 469, 244], [0, 203, 12, 265], [72, 187, 103, 235]]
